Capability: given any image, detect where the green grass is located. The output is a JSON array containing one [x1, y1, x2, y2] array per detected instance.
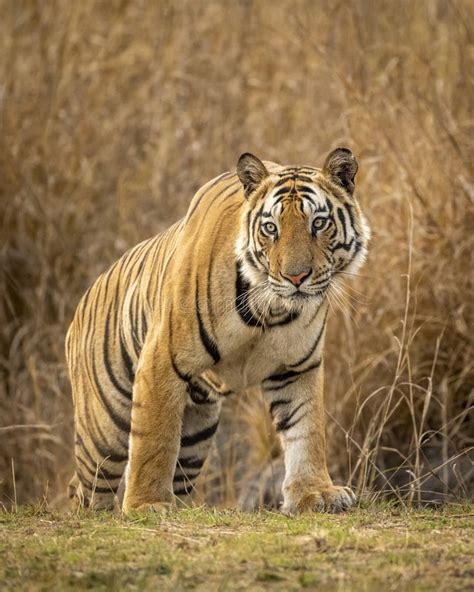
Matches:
[[0, 504, 473, 591]]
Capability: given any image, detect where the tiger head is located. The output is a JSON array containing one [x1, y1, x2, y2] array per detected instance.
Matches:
[[236, 148, 371, 310]]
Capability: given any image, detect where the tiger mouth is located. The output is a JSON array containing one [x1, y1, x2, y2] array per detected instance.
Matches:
[[290, 288, 326, 300], [274, 288, 327, 310], [269, 283, 328, 299], [276, 281, 330, 296]]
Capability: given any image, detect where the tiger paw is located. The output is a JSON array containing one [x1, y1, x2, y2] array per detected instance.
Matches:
[[281, 484, 356, 515], [123, 501, 176, 516]]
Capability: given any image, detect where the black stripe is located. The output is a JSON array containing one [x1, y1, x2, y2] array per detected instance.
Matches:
[[168, 302, 192, 382], [116, 241, 152, 305], [169, 304, 207, 408], [174, 487, 193, 496], [171, 355, 192, 382], [295, 184, 316, 195], [264, 377, 299, 391], [328, 224, 338, 240], [345, 202, 355, 226], [145, 235, 165, 302], [295, 175, 314, 183], [76, 456, 122, 483], [109, 268, 135, 385], [266, 308, 300, 327], [119, 330, 135, 383], [130, 252, 149, 346], [88, 432, 128, 464], [186, 172, 233, 220], [90, 357, 131, 433], [141, 311, 148, 342], [75, 435, 123, 480], [264, 360, 322, 387], [77, 470, 119, 494], [100, 261, 115, 306], [81, 289, 101, 377], [337, 207, 348, 242], [206, 227, 219, 319], [315, 202, 329, 213], [235, 262, 265, 328], [299, 193, 318, 208], [306, 303, 324, 329], [269, 398, 290, 416], [196, 278, 220, 363], [103, 305, 133, 400], [254, 249, 266, 267], [251, 203, 264, 242], [273, 193, 291, 206], [79, 284, 94, 316], [189, 380, 212, 404], [276, 401, 307, 432], [337, 241, 362, 269], [289, 312, 327, 368], [273, 186, 292, 197], [332, 238, 355, 252], [274, 175, 294, 187], [177, 456, 205, 470], [173, 472, 199, 483], [129, 291, 142, 358], [181, 422, 219, 447], [79, 410, 128, 464], [244, 251, 260, 270], [244, 211, 252, 248]]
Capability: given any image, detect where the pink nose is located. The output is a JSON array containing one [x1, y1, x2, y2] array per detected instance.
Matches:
[[282, 269, 312, 287]]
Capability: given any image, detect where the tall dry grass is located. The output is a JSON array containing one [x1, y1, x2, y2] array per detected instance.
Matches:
[[0, 0, 472, 508]]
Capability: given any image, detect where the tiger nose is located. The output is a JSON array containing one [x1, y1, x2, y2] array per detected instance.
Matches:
[[281, 268, 312, 287]]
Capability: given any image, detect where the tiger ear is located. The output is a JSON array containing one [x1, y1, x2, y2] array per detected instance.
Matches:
[[237, 153, 269, 198], [323, 147, 358, 196]]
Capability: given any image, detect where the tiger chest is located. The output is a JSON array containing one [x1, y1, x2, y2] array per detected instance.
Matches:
[[210, 319, 322, 392]]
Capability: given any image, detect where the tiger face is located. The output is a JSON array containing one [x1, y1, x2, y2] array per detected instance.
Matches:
[[236, 148, 370, 309]]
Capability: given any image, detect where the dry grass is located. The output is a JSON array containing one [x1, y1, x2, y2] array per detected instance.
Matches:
[[1, 504, 473, 591], [0, 0, 472, 508]]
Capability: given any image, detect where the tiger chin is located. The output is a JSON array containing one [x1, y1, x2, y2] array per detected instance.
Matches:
[[66, 147, 370, 515]]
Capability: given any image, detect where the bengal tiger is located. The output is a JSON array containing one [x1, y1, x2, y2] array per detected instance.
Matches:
[[66, 147, 370, 514]]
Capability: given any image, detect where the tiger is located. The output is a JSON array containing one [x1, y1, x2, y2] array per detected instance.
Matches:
[[66, 147, 370, 514]]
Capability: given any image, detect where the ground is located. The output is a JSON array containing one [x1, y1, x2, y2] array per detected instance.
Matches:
[[0, 503, 473, 591]]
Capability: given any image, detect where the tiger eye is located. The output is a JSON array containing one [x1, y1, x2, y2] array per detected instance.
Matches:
[[262, 222, 277, 235], [312, 217, 329, 232]]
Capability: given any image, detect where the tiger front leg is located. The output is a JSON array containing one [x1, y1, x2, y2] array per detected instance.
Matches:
[[122, 341, 187, 514], [264, 362, 356, 514]]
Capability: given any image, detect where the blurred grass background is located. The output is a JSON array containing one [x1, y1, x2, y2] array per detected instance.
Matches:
[[0, 0, 472, 508]]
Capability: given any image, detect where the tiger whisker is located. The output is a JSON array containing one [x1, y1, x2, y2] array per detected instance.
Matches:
[[333, 282, 368, 306], [337, 270, 377, 280], [328, 283, 360, 325]]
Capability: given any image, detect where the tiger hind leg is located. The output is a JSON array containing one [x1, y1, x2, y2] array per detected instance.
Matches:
[[71, 391, 131, 510], [68, 467, 123, 511]]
